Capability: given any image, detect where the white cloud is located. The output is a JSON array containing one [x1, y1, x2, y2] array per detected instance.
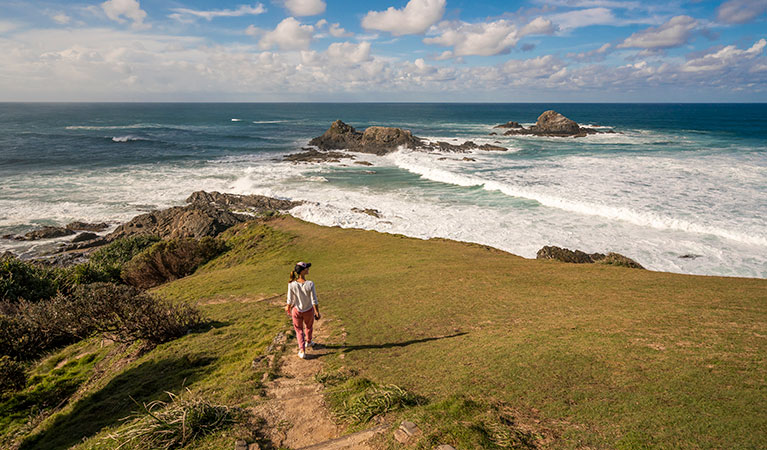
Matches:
[[326, 41, 372, 64], [424, 17, 555, 57], [0, 20, 21, 33], [618, 15, 697, 49], [503, 54, 566, 78], [717, 0, 767, 24], [101, 0, 149, 29], [549, 7, 615, 30], [169, 4, 266, 22], [329, 23, 352, 37], [362, 0, 445, 36], [258, 17, 314, 50], [567, 42, 612, 61], [682, 39, 766, 72], [51, 13, 72, 24], [282, 0, 326, 16]]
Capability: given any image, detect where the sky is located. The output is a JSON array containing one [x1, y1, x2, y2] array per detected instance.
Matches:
[[0, 0, 765, 101]]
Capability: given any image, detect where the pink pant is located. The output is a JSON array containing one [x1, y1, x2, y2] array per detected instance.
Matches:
[[291, 307, 315, 351]]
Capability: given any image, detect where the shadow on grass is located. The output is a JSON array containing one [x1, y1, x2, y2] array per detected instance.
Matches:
[[323, 332, 468, 354], [19, 355, 216, 450]]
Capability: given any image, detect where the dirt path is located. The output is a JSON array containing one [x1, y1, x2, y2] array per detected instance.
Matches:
[[249, 312, 382, 450]]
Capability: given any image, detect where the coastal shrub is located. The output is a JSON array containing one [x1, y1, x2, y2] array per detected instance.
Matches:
[[0, 283, 203, 359], [0, 298, 82, 360], [121, 237, 229, 289], [65, 282, 203, 345], [0, 256, 58, 303], [101, 390, 244, 449], [0, 356, 27, 397]]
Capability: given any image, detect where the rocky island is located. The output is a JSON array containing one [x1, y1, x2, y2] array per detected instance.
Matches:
[[285, 119, 506, 162], [494, 110, 615, 137]]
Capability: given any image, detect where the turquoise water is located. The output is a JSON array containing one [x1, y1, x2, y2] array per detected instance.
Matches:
[[1, 103, 765, 278]]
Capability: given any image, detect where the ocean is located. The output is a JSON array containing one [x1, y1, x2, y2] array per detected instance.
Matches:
[[0, 103, 765, 278]]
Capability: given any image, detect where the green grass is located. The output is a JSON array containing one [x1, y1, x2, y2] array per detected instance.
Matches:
[[152, 216, 766, 449], [5, 215, 766, 449]]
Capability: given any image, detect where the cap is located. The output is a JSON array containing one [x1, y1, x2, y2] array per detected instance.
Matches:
[[295, 261, 311, 271]]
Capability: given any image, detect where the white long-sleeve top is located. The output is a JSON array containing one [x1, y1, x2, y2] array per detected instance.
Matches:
[[287, 280, 319, 313]]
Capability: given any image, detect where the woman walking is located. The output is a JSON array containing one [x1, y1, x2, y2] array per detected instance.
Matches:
[[285, 261, 321, 359]]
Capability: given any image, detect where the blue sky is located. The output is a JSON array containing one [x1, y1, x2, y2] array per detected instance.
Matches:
[[0, 0, 765, 101]]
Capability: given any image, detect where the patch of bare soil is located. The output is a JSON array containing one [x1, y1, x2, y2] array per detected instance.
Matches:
[[250, 315, 382, 450]]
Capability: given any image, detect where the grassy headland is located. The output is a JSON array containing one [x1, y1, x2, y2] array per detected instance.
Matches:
[[5, 214, 765, 449]]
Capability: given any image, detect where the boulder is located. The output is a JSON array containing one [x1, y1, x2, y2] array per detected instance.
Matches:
[[354, 161, 374, 166], [309, 120, 365, 151], [71, 232, 99, 243], [66, 221, 109, 232], [530, 110, 580, 135]]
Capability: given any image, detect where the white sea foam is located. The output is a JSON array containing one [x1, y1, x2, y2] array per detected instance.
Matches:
[[231, 118, 242, 122], [66, 123, 163, 130], [252, 120, 289, 124], [388, 151, 767, 247], [111, 135, 145, 143]]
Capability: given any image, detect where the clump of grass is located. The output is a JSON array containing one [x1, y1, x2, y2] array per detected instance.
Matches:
[[327, 377, 424, 425], [102, 390, 244, 449], [407, 396, 540, 450]]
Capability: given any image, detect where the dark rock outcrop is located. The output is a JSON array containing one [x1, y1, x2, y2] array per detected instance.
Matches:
[[108, 191, 300, 241], [537, 246, 602, 264], [66, 221, 109, 232], [6, 226, 75, 241], [352, 207, 382, 218], [309, 120, 421, 155], [536, 245, 644, 269], [307, 120, 508, 156], [283, 148, 354, 163], [186, 190, 301, 212], [71, 232, 99, 243], [493, 121, 522, 129], [499, 110, 615, 138]]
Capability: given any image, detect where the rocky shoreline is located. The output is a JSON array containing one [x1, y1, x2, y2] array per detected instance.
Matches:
[[2, 190, 644, 271]]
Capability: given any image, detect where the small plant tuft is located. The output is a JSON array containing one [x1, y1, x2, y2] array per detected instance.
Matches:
[[102, 390, 244, 449], [327, 377, 424, 425]]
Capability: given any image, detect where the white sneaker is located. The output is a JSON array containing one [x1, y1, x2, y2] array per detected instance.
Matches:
[[298, 351, 305, 359]]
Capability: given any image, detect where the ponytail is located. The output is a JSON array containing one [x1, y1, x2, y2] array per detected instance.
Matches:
[[289, 270, 298, 282]]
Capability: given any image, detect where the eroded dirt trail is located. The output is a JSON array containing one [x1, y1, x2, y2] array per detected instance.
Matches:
[[249, 312, 381, 450]]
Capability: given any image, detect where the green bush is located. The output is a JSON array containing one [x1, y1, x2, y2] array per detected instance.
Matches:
[[121, 237, 229, 289], [0, 282, 203, 360], [0, 256, 58, 303], [0, 356, 26, 397], [66, 282, 203, 345], [90, 235, 160, 271]]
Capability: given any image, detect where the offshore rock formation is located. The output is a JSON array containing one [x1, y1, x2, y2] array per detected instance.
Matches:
[[309, 120, 421, 155], [498, 110, 614, 138], [299, 120, 508, 159]]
